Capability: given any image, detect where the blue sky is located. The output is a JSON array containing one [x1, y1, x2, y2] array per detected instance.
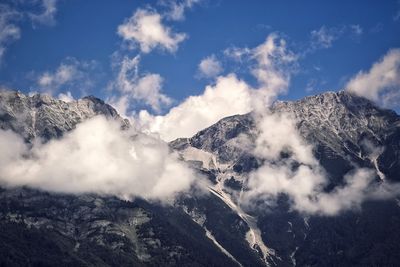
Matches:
[[0, 0, 399, 117]]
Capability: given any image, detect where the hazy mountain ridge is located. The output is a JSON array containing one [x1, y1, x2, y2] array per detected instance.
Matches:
[[1, 89, 400, 266]]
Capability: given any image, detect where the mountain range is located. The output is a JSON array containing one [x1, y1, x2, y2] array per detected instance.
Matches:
[[1, 89, 400, 266]]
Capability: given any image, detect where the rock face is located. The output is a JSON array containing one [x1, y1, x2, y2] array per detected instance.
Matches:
[[273, 91, 400, 181], [1, 89, 400, 266], [0, 90, 129, 141], [172, 90, 400, 266]]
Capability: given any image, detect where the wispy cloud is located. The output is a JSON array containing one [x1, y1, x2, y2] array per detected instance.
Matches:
[[349, 24, 363, 36], [310, 25, 341, 49], [29, 0, 58, 26], [108, 55, 172, 115], [34, 57, 99, 96], [0, 0, 59, 63], [197, 54, 223, 79], [0, 4, 22, 63], [308, 24, 363, 52], [161, 0, 201, 21], [250, 33, 298, 108]]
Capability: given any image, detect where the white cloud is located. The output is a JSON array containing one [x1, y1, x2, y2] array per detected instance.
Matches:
[[138, 74, 252, 141], [57, 91, 75, 102], [108, 94, 130, 119], [36, 58, 98, 96], [162, 0, 200, 21], [309, 25, 363, 52], [253, 112, 316, 164], [38, 64, 76, 87], [250, 34, 297, 110], [135, 33, 297, 142], [241, 111, 400, 215], [197, 54, 223, 78], [310, 26, 341, 49], [223, 46, 251, 62], [346, 48, 400, 107], [0, 0, 59, 63], [305, 79, 317, 93], [117, 8, 186, 53], [0, 116, 206, 202], [109, 55, 172, 114], [29, 0, 58, 26], [224, 34, 297, 107]]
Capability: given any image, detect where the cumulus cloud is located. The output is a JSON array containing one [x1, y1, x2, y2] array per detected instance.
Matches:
[[197, 54, 223, 79], [108, 55, 172, 115], [117, 8, 186, 53], [138, 74, 252, 141], [346, 48, 400, 107], [162, 0, 201, 21], [0, 116, 205, 202], [241, 111, 400, 215], [35, 57, 98, 96], [135, 33, 297, 142]]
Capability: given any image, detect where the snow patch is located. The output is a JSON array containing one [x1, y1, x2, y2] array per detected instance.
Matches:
[[180, 147, 217, 170]]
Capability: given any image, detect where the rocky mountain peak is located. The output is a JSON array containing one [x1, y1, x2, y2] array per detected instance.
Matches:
[[172, 90, 400, 183], [1, 89, 400, 266], [273, 90, 397, 119], [0, 90, 129, 141]]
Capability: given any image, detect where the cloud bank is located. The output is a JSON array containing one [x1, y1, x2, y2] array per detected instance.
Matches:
[[241, 111, 400, 215], [0, 116, 205, 203]]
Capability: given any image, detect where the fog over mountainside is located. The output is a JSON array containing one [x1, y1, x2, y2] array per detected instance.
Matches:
[[1, 89, 400, 266]]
